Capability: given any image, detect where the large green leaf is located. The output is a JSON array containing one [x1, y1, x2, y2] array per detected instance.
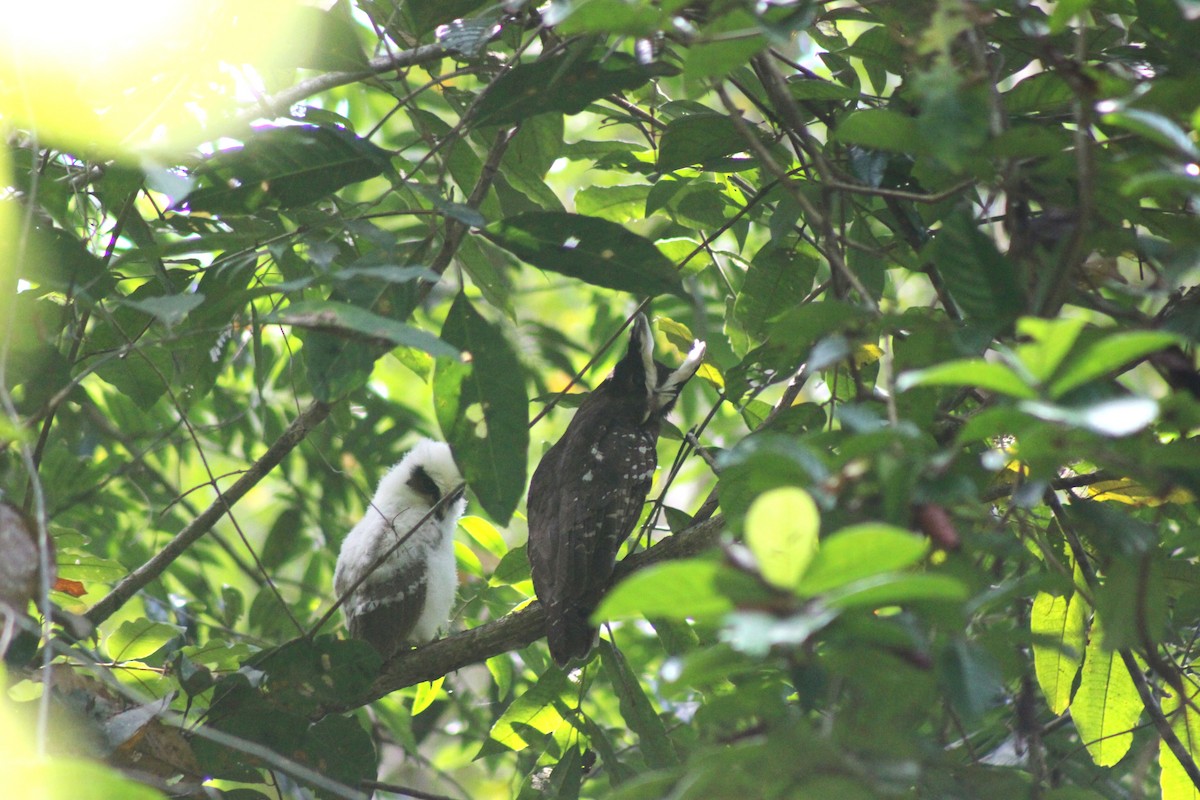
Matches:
[[1072, 615, 1144, 767], [181, 125, 392, 213], [745, 487, 820, 590], [1014, 316, 1089, 384], [896, 359, 1037, 399], [435, 294, 529, 524], [1048, 330, 1182, 397], [682, 10, 768, 82], [403, 0, 487, 36], [657, 113, 754, 172], [595, 559, 768, 623], [301, 715, 377, 799], [733, 245, 819, 338], [473, 52, 670, 128], [833, 109, 922, 153], [800, 524, 929, 596], [599, 641, 679, 768], [825, 573, 968, 610], [549, 0, 663, 35], [104, 619, 185, 661], [478, 664, 575, 756], [1160, 684, 1200, 800], [274, 300, 459, 357], [484, 212, 684, 297], [1030, 589, 1086, 714], [11, 758, 167, 800], [927, 210, 1025, 326]]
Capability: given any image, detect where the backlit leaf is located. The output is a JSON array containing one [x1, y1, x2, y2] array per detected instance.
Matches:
[[484, 212, 683, 297], [435, 294, 529, 524]]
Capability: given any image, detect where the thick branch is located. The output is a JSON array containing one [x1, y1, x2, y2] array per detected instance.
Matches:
[[85, 400, 332, 627], [319, 515, 726, 714]]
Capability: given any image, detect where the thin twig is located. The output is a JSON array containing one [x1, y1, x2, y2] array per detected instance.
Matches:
[[85, 400, 332, 627], [234, 45, 452, 126]]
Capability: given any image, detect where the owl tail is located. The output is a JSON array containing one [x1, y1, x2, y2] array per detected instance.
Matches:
[[547, 605, 596, 666]]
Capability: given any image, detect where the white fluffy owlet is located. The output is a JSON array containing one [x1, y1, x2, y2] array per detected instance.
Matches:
[[333, 439, 467, 658]]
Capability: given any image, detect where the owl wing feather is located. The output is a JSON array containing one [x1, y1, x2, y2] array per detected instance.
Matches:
[[528, 405, 656, 664], [343, 557, 429, 659]]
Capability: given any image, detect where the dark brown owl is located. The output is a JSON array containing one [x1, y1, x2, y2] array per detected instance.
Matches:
[[527, 314, 706, 665]]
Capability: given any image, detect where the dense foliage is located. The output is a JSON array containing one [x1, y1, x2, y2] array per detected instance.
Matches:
[[4, 0, 1200, 798]]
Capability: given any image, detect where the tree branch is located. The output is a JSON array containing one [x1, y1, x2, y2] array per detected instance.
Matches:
[[85, 400, 332, 627], [234, 45, 453, 126], [318, 515, 726, 714]]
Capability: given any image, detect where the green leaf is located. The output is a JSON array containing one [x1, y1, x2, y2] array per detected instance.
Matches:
[[491, 543, 532, 585], [479, 664, 574, 755], [1014, 316, 1089, 384], [575, 184, 651, 222], [595, 559, 767, 622], [682, 10, 767, 83], [825, 573, 968, 610], [657, 113, 753, 172], [1019, 397, 1159, 437], [549, 0, 663, 35], [1072, 615, 1143, 767], [1095, 557, 1166, 652], [833, 109, 921, 153], [21, 222, 115, 299], [1047, 330, 1181, 397], [404, 0, 487, 36], [715, 435, 827, 532], [105, 619, 184, 661], [412, 676, 445, 716], [1003, 72, 1075, 116], [787, 77, 861, 101], [460, 515, 507, 558], [277, 300, 459, 357], [733, 246, 819, 338], [927, 210, 1025, 326], [484, 212, 684, 297], [11, 757, 168, 800], [1101, 108, 1200, 160], [120, 292, 205, 327], [182, 125, 393, 213], [473, 52, 669, 127], [599, 641, 679, 768], [1160, 683, 1200, 800], [1031, 590, 1086, 714], [745, 487, 819, 590], [939, 638, 1003, 722], [290, 5, 369, 71], [435, 294, 529, 524], [260, 507, 304, 570], [800, 524, 929, 596], [251, 637, 381, 713], [896, 359, 1038, 399], [302, 714, 377, 797], [57, 549, 126, 582]]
